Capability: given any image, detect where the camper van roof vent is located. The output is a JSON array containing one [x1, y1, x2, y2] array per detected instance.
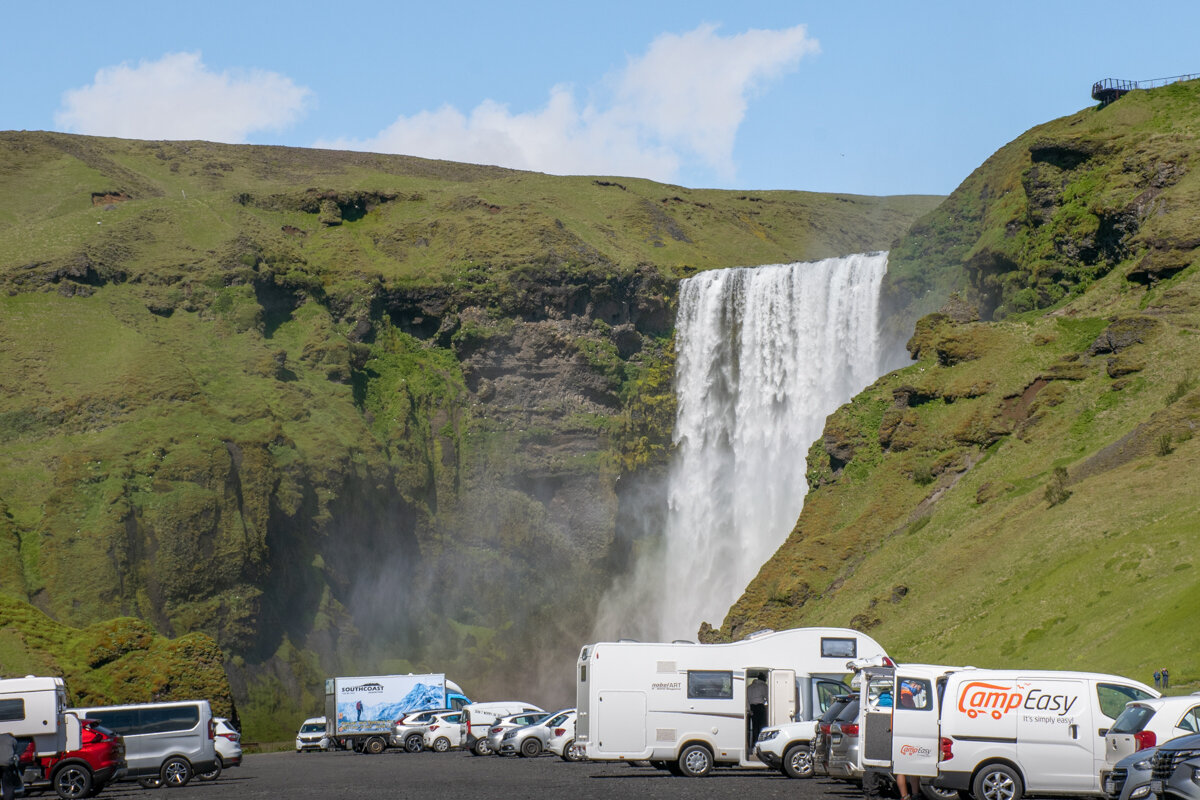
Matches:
[[672, 639, 696, 644], [744, 628, 775, 640]]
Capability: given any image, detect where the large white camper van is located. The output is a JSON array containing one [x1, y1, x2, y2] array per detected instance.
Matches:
[[0, 676, 79, 758], [576, 627, 886, 776]]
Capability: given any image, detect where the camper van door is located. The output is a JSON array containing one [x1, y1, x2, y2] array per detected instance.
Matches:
[[768, 670, 796, 726], [1014, 677, 1093, 793], [892, 674, 939, 779]]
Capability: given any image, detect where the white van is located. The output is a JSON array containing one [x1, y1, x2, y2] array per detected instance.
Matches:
[[459, 702, 544, 756], [577, 627, 887, 777], [858, 664, 1157, 800], [72, 700, 218, 787]]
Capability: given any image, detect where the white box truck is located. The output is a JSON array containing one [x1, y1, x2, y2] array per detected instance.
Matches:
[[576, 627, 886, 776], [323, 674, 469, 754], [856, 663, 1158, 800]]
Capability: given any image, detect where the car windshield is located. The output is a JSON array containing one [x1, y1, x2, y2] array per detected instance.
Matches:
[[1110, 705, 1156, 734], [300, 723, 325, 733]]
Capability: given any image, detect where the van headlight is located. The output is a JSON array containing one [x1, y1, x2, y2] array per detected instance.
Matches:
[[758, 730, 779, 742]]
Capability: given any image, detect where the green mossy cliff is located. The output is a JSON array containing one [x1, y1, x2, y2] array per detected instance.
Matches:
[[0, 131, 939, 737], [712, 81, 1200, 690]]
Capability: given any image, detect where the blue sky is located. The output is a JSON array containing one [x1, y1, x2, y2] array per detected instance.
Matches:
[[4, 0, 1199, 196]]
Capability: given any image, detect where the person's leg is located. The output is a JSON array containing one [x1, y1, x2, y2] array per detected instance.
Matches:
[[898, 774, 911, 800]]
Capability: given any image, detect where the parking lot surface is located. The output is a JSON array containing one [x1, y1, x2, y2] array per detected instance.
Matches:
[[86, 749, 870, 800]]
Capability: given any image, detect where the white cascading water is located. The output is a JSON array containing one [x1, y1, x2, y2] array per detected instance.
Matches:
[[598, 252, 891, 642]]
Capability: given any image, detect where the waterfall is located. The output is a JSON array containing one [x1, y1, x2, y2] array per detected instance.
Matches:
[[597, 252, 892, 642]]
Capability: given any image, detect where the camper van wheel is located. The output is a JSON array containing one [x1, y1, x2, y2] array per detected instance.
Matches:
[[677, 744, 714, 777], [52, 763, 93, 799], [973, 764, 1023, 800], [472, 738, 492, 756], [519, 737, 542, 758], [160, 757, 192, 788], [782, 743, 814, 778], [363, 737, 387, 755], [405, 733, 425, 753]]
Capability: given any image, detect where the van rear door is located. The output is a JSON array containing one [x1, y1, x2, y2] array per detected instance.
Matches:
[[892, 675, 940, 779]]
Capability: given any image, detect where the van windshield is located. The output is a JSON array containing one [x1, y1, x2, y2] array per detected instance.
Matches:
[[1109, 705, 1155, 734], [300, 723, 326, 733]]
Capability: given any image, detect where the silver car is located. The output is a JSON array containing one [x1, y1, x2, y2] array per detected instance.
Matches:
[[392, 709, 450, 753], [1106, 746, 1157, 800], [486, 712, 549, 756], [499, 709, 574, 758], [826, 697, 862, 781]]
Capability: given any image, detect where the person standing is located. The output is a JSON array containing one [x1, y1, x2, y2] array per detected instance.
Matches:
[[1154, 670, 1161, 689], [0, 733, 21, 800], [748, 677, 768, 746], [1162, 668, 1169, 689]]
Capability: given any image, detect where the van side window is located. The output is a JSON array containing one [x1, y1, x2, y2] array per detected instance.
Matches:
[[687, 671, 733, 699], [1097, 684, 1155, 720], [1181, 707, 1200, 733], [140, 706, 200, 734], [898, 679, 933, 710], [0, 699, 24, 721], [88, 709, 137, 734], [820, 638, 857, 658]]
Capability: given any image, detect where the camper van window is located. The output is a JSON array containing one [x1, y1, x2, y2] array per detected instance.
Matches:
[[820, 638, 857, 658], [687, 671, 733, 699], [0, 699, 24, 722], [1096, 683, 1155, 720], [898, 679, 933, 711]]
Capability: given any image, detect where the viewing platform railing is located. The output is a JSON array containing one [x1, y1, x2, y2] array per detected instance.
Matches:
[[1092, 73, 1200, 103]]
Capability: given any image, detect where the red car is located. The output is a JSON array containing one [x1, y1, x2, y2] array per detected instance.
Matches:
[[19, 719, 126, 799]]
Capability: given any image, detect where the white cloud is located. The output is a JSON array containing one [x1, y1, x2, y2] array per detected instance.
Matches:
[[321, 23, 818, 183], [55, 52, 312, 142]]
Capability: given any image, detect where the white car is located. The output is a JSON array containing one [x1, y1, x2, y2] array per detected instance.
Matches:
[[546, 710, 584, 762], [423, 712, 464, 752], [755, 719, 817, 778], [295, 716, 331, 752], [1104, 694, 1200, 774], [198, 717, 242, 780]]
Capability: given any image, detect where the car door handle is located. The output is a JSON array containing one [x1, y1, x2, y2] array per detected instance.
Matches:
[[1069, 725, 1078, 739]]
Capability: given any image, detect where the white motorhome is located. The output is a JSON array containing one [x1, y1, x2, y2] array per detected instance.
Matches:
[[857, 663, 1158, 800], [0, 676, 80, 758], [576, 627, 886, 777]]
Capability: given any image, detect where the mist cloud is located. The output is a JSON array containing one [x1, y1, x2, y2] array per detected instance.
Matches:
[[321, 23, 819, 182], [55, 52, 312, 142]]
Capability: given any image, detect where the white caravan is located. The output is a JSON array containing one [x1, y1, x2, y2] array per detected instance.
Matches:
[[0, 676, 80, 757], [576, 627, 885, 776], [856, 663, 1158, 800]]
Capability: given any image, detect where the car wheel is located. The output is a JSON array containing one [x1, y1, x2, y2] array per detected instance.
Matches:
[[53, 763, 93, 799], [561, 740, 585, 762], [405, 733, 424, 753], [196, 756, 223, 782], [973, 764, 1023, 800], [160, 757, 192, 788], [922, 784, 964, 800], [519, 737, 542, 758], [432, 737, 451, 753], [138, 776, 163, 788], [363, 737, 386, 755], [676, 743, 713, 777], [783, 743, 814, 778], [472, 738, 492, 756]]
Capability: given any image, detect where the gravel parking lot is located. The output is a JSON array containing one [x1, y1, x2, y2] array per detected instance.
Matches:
[[82, 749, 871, 800]]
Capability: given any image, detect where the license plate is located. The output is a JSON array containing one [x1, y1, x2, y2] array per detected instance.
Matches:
[[1105, 779, 1115, 794], [1151, 780, 1163, 795]]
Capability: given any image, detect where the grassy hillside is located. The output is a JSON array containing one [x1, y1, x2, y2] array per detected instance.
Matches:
[[715, 81, 1200, 692], [0, 131, 940, 737]]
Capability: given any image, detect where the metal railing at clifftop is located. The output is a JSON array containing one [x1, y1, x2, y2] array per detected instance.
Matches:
[[1092, 73, 1200, 104]]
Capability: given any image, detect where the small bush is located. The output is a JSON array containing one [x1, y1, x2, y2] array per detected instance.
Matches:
[[1045, 466, 1071, 507], [1166, 370, 1197, 405], [1156, 433, 1175, 457], [912, 459, 936, 486]]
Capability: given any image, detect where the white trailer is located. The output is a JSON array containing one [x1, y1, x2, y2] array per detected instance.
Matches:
[[576, 627, 886, 776], [0, 676, 80, 758]]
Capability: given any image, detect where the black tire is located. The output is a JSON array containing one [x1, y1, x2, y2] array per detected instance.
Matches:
[[923, 784, 964, 800], [782, 743, 814, 778], [432, 737, 451, 753], [405, 733, 424, 753], [363, 737, 386, 755], [53, 763, 93, 799], [160, 757, 192, 788], [472, 738, 492, 756], [972, 764, 1023, 800], [561, 740, 585, 762], [676, 743, 713, 777], [137, 776, 163, 789], [649, 759, 670, 770], [519, 737, 542, 758], [196, 756, 223, 782]]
